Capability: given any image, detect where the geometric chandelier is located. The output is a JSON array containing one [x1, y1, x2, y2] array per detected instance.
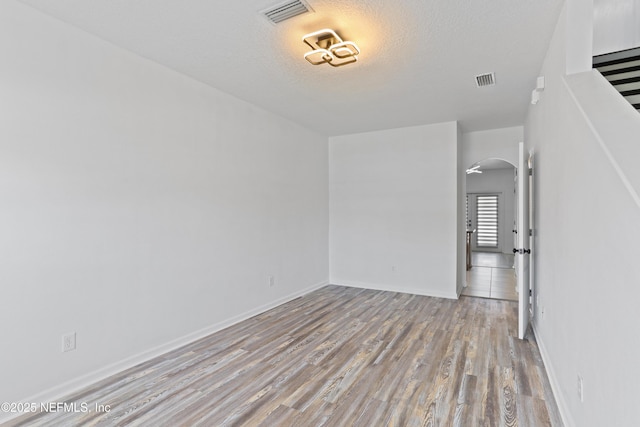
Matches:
[[302, 29, 360, 67]]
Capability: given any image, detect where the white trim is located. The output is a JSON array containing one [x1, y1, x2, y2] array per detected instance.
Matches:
[[456, 282, 464, 297], [532, 322, 575, 427], [331, 280, 459, 300], [0, 280, 328, 424]]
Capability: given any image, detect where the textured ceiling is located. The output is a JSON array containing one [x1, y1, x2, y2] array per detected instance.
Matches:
[[18, 0, 563, 136]]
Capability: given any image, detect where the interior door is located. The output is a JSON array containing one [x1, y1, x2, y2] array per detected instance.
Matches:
[[516, 142, 531, 339], [528, 153, 535, 317]]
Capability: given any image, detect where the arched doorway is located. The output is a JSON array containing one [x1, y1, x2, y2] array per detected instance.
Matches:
[[462, 158, 518, 301]]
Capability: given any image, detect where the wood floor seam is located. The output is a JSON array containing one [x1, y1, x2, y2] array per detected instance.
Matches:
[[5, 285, 562, 427]]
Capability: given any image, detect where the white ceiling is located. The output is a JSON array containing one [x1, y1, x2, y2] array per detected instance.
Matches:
[[18, 0, 564, 137], [472, 158, 516, 171]]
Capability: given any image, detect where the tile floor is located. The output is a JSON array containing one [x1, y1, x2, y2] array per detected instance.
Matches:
[[471, 251, 515, 269], [461, 252, 518, 301]]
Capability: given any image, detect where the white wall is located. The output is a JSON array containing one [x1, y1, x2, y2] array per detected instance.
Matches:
[[0, 0, 328, 411], [466, 168, 516, 254], [593, 0, 640, 55], [566, 0, 594, 74], [329, 122, 460, 299], [462, 126, 522, 169], [525, 4, 640, 427]]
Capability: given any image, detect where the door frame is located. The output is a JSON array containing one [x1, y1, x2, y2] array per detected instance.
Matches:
[[461, 157, 519, 291]]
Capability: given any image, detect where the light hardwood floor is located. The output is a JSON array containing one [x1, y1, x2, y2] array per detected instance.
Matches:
[[7, 286, 561, 427]]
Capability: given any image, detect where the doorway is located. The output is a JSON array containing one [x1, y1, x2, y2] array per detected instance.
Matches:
[[462, 159, 517, 301]]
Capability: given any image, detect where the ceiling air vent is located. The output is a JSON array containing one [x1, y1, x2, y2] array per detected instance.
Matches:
[[261, 0, 314, 24], [475, 72, 496, 87]]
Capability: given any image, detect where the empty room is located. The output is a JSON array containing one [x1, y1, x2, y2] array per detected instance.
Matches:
[[2, 0, 639, 426]]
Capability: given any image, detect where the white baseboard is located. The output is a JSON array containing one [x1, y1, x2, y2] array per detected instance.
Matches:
[[0, 280, 328, 424], [532, 322, 574, 427], [331, 280, 458, 300]]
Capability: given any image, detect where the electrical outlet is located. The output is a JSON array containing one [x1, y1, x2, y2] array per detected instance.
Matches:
[[268, 276, 275, 287], [62, 332, 76, 352], [577, 375, 584, 402]]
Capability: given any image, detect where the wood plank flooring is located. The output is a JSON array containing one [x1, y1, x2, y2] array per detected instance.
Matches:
[[6, 286, 562, 427]]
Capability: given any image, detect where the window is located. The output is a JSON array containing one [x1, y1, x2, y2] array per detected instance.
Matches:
[[476, 194, 498, 248]]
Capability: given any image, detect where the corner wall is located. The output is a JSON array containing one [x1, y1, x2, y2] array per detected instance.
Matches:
[[329, 122, 460, 299], [593, 0, 640, 55], [462, 126, 522, 168], [0, 0, 328, 411], [525, 4, 640, 427]]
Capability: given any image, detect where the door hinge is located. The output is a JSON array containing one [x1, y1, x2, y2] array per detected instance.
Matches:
[[529, 168, 533, 176]]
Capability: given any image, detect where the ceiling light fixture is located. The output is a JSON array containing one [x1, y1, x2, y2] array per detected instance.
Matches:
[[302, 29, 359, 67], [466, 165, 483, 174]]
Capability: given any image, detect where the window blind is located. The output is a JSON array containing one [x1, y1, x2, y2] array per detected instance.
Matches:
[[476, 195, 498, 248]]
